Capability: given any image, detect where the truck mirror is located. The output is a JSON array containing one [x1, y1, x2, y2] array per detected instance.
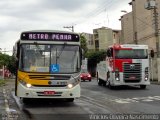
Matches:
[[107, 50, 111, 57], [150, 49, 154, 58]]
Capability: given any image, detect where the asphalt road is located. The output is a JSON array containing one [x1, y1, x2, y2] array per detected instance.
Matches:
[[1, 78, 160, 120], [81, 78, 160, 114]]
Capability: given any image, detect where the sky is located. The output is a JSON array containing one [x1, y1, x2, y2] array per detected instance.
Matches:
[[0, 0, 132, 55]]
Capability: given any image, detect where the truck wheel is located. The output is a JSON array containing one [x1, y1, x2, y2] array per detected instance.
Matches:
[[102, 81, 106, 86], [108, 82, 114, 89], [98, 79, 103, 86], [96, 72, 99, 81], [140, 85, 146, 89]]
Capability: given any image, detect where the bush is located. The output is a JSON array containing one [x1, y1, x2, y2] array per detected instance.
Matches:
[[0, 80, 5, 86]]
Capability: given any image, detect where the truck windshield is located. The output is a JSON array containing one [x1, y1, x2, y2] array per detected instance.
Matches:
[[19, 44, 80, 73], [115, 49, 148, 59]]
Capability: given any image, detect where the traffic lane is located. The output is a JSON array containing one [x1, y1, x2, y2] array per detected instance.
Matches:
[[81, 78, 160, 113], [81, 78, 160, 99], [13, 96, 111, 120]]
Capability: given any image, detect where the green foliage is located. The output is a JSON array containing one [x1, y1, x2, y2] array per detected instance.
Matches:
[[0, 53, 10, 67], [80, 35, 88, 55], [85, 50, 107, 63], [7, 56, 16, 75], [0, 80, 5, 86], [0, 53, 16, 75], [85, 50, 106, 77]]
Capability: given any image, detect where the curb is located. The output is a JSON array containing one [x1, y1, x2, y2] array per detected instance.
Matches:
[[151, 82, 160, 85]]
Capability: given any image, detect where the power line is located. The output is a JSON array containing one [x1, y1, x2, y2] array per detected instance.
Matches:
[[63, 26, 74, 32], [73, 0, 118, 25]]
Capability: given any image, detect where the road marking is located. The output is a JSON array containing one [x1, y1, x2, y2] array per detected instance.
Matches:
[[111, 96, 160, 104]]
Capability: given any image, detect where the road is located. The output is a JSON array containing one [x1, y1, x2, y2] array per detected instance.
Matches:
[[81, 79, 160, 114], [1, 79, 160, 120]]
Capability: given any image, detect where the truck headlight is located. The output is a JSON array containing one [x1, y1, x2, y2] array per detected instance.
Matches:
[[115, 68, 120, 81], [145, 74, 149, 81], [145, 67, 149, 81], [68, 84, 73, 89], [116, 77, 119, 81]]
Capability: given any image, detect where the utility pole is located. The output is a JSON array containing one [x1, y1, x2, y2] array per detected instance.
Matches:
[[63, 26, 74, 32], [153, 5, 160, 57], [145, 0, 160, 82]]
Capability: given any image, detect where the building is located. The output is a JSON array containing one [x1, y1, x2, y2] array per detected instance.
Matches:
[[93, 27, 121, 50], [81, 33, 94, 50], [120, 12, 134, 44], [121, 0, 160, 81]]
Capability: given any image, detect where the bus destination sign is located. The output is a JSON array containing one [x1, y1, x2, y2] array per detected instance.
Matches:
[[21, 32, 79, 42]]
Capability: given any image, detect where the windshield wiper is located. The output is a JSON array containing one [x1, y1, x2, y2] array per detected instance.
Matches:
[[34, 42, 43, 54], [57, 43, 67, 59]]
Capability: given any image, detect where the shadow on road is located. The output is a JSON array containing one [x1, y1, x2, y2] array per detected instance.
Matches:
[[22, 98, 75, 108], [106, 85, 149, 91]]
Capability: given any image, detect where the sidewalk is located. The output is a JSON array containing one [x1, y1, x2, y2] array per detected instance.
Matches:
[[150, 81, 160, 85], [0, 81, 5, 120], [0, 79, 20, 120]]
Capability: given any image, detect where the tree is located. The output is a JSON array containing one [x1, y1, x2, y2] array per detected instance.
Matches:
[[7, 56, 16, 75], [85, 50, 106, 76], [0, 53, 10, 67], [80, 34, 88, 56], [0, 53, 16, 75]]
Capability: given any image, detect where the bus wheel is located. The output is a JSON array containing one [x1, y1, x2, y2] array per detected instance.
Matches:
[[66, 98, 74, 102], [140, 85, 146, 89], [22, 98, 30, 104]]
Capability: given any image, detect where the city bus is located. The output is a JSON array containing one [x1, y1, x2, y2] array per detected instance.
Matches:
[[13, 30, 82, 103]]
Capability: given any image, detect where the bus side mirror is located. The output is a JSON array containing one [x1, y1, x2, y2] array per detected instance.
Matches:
[[150, 49, 154, 58]]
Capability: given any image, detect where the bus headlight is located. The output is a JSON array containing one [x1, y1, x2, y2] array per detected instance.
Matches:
[[19, 80, 32, 88], [68, 84, 73, 89], [26, 83, 32, 88]]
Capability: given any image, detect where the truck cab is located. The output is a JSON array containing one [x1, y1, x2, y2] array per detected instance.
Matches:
[[97, 44, 151, 89]]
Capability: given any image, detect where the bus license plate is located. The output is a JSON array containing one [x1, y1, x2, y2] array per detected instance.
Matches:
[[44, 91, 55, 95], [129, 76, 136, 80]]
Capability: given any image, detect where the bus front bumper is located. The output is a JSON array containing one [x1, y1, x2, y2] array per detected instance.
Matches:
[[17, 83, 80, 98]]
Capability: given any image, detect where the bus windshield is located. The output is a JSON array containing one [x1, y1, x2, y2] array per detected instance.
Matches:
[[115, 49, 148, 59], [19, 44, 80, 73]]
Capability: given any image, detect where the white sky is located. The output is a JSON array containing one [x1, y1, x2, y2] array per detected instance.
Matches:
[[0, 0, 132, 55]]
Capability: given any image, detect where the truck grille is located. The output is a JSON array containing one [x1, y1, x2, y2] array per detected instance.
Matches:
[[123, 63, 142, 83]]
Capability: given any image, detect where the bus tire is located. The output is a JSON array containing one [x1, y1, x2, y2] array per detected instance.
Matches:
[[140, 85, 146, 89], [22, 98, 30, 104], [66, 98, 74, 102]]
